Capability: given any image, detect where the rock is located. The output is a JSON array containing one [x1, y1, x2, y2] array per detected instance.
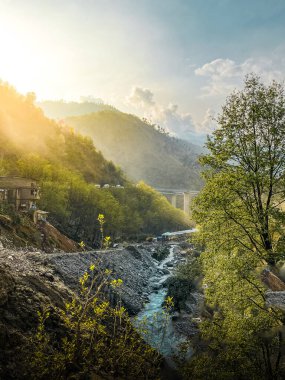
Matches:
[[126, 245, 142, 260], [171, 311, 180, 321], [161, 279, 169, 288], [166, 276, 194, 311], [166, 262, 173, 267], [266, 290, 285, 310], [44, 272, 54, 282], [179, 242, 192, 249], [261, 268, 285, 291], [0, 266, 15, 306], [0, 242, 178, 378], [161, 268, 170, 275]]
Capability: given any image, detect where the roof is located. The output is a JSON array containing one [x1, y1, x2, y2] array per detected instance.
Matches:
[[0, 176, 38, 189]]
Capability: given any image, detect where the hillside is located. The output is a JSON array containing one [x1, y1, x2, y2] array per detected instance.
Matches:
[[38, 100, 203, 190], [64, 111, 203, 190], [0, 244, 162, 379], [0, 83, 189, 245], [38, 99, 117, 119], [0, 89, 124, 186]]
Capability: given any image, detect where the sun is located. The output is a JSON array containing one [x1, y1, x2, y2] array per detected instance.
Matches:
[[0, 16, 58, 99]]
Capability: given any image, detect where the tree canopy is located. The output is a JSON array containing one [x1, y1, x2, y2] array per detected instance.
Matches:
[[189, 75, 285, 379], [0, 82, 189, 243], [197, 74, 285, 265]]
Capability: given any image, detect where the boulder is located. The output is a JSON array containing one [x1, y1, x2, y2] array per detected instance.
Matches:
[[126, 245, 142, 260], [261, 268, 285, 291], [266, 290, 285, 311]]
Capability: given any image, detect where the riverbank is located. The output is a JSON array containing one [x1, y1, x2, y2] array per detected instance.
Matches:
[[0, 239, 201, 379]]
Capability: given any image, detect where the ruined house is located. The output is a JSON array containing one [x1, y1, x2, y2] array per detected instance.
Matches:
[[0, 176, 40, 211]]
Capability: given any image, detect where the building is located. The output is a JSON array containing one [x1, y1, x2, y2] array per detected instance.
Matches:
[[0, 176, 40, 212]]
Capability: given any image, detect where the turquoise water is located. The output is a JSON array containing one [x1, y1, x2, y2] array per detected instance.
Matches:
[[134, 246, 186, 357]]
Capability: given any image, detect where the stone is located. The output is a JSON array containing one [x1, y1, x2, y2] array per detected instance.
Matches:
[[261, 268, 285, 291], [152, 284, 161, 291], [126, 245, 142, 260], [171, 312, 180, 321], [266, 290, 285, 311], [44, 272, 54, 282]]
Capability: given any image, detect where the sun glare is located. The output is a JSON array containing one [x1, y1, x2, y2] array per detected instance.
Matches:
[[0, 15, 62, 99]]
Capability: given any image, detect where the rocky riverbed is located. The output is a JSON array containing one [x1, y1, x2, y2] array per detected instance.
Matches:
[[0, 240, 202, 378]]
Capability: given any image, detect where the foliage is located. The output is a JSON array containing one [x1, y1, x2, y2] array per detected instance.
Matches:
[[197, 74, 285, 265], [0, 82, 189, 243], [65, 109, 203, 190], [152, 246, 170, 261], [175, 256, 202, 285], [27, 263, 161, 379], [187, 75, 285, 379]]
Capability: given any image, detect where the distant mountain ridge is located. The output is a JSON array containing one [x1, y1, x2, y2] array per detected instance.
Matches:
[[38, 100, 203, 190], [0, 83, 189, 242], [38, 100, 117, 119], [64, 110, 204, 190]]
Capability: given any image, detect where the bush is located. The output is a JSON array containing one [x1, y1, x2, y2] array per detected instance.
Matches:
[[26, 263, 161, 380]]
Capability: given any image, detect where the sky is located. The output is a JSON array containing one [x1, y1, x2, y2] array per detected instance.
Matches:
[[1, 0, 285, 144]]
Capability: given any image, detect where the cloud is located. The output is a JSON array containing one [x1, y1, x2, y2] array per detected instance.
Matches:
[[127, 87, 196, 134], [201, 108, 216, 133], [126, 86, 210, 145], [195, 58, 238, 78], [127, 86, 155, 108], [195, 57, 284, 96]]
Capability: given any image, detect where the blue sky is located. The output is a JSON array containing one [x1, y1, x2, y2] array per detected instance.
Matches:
[[0, 0, 285, 143]]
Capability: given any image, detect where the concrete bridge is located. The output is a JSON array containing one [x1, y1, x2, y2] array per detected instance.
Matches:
[[154, 188, 199, 215]]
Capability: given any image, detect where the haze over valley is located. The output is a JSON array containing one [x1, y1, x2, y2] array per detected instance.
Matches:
[[1, 1, 285, 379]]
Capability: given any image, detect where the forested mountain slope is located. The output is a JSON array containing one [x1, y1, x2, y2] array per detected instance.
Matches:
[[38, 100, 203, 190], [0, 83, 189, 245], [64, 110, 203, 190]]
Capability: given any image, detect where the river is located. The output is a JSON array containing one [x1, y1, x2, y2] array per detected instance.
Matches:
[[134, 244, 191, 358]]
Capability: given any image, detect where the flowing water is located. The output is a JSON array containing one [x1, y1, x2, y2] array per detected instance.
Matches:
[[135, 245, 187, 357]]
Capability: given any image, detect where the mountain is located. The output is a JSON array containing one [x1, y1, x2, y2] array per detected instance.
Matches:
[[62, 110, 204, 190], [38, 99, 117, 119], [0, 83, 189, 244], [0, 91, 124, 186]]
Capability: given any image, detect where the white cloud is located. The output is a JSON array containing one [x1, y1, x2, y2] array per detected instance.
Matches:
[[127, 87, 202, 140], [201, 108, 216, 133], [126, 86, 211, 145], [195, 57, 284, 96], [195, 58, 238, 78], [127, 86, 155, 108], [152, 103, 197, 137]]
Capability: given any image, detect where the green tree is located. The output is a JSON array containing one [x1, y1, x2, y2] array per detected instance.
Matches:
[[197, 74, 285, 265], [188, 75, 285, 379]]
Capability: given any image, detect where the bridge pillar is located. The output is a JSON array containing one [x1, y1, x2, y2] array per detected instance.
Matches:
[[183, 192, 190, 215], [171, 194, 177, 208]]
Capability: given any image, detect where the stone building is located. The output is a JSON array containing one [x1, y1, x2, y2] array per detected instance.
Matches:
[[0, 176, 40, 211]]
